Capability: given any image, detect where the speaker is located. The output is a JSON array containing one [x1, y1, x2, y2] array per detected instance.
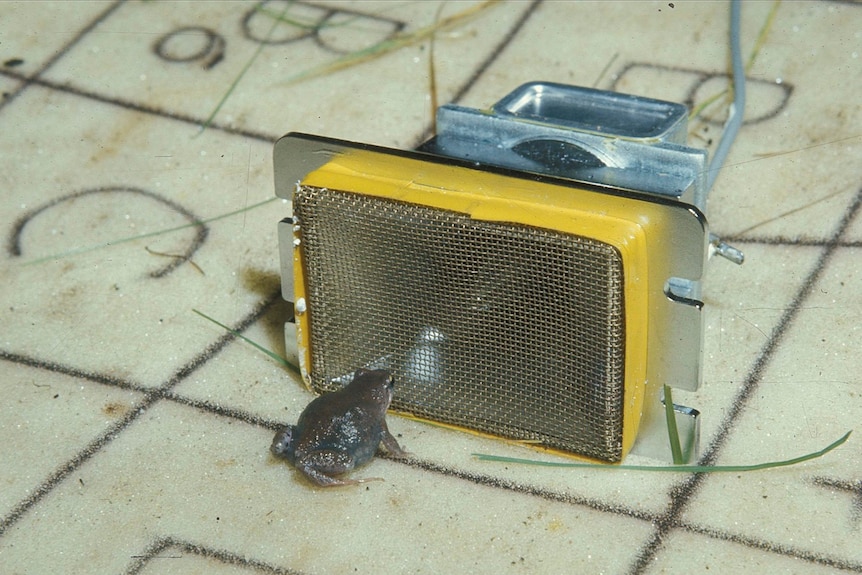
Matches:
[[275, 84, 710, 462]]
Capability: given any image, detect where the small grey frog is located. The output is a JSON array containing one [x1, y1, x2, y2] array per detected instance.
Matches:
[[271, 368, 409, 487]]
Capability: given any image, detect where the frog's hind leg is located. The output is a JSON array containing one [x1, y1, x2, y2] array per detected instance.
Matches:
[[301, 468, 385, 488], [330, 475, 385, 487], [295, 451, 384, 488]]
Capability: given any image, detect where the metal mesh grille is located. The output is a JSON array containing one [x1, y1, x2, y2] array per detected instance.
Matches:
[[293, 185, 626, 461]]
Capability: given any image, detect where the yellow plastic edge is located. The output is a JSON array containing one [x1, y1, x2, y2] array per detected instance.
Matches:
[[296, 148, 664, 461], [292, 212, 312, 385]]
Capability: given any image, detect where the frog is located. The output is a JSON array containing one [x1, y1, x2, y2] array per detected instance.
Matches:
[[270, 368, 409, 487]]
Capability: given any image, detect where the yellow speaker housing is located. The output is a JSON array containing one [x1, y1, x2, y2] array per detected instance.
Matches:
[[275, 84, 709, 463]]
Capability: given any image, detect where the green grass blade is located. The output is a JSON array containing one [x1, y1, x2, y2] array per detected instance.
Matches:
[[21, 197, 277, 266], [192, 308, 300, 375], [663, 384, 684, 464], [198, 3, 292, 133], [472, 431, 851, 473], [689, 0, 780, 122], [277, 1, 499, 87]]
